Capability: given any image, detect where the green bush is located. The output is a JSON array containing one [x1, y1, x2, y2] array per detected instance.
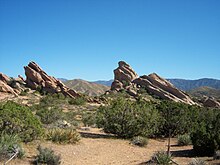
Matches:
[[0, 133, 25, 160], [0, 101, 44, 142], [131, 136, 148, 147], [156, 101, 200, 137], [82, 112, 96, 127], [36, 108, 64, 124], [96, 97, 160, 138], [213, 150, 220, 160], [47, 128, 80, 144], [34, 146, 61, 165], [150, 151, 172, 165], [68, 97, 86, 105], [177, 134, 191, 146], [190, 109, 220, 156], [188, 158, 206, 165]]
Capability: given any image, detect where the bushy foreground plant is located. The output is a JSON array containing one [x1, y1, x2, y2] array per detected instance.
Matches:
[[34, 146, 61, 165], [131, 136, 148, 147], [36, 107, 64, 124], [190, 109, 220, 156], [150, 151, 172, 165], [213, 150, 220, 160], [96, 98, 160, 138], [188, 158, 206, 165], [156, 101, 199, 137], [0, 101, 44, 142], [0, 133, 25, 160], [177, 134, 191, 146], [47, 128, 80, 144]]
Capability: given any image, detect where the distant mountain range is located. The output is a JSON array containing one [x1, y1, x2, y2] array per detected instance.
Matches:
[[167, 78, 220, 91], [59, 78, 220, 97], [92, 80, 113, 87]]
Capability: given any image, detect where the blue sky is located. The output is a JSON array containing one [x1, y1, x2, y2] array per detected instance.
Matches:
[[0, 0, 220, 81]]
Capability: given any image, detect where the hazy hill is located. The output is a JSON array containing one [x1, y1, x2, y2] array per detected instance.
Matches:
[[92, 80, 113, 87], [64, 79, 110, 96], [58, 78, 69, 82], [188, 86, 220, 99], [168, 78, 220, 91]]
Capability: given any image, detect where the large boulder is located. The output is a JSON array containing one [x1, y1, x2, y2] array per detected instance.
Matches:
[[111, 61, 138, 90], [110, 61, 196, 105], [24, 61, 79, 98]]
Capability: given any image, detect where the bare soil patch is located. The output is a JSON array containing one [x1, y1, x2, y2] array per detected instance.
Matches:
[[7, 128, 220, 165]]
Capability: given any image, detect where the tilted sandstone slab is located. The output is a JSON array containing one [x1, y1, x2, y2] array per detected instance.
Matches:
[[111, 61, 138, 91], [24, 61, 79, 98], [0, 73, 26, 96], [201, 96, 220, 108], [110, 61, 196, 105]]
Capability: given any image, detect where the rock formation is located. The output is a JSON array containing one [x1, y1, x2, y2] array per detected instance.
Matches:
[[110, 61, 196, 105], [0, 73, 26, 95], [111, 61, 138, 91], [24, 61, 79, 98], [201, 96, 220, 108]]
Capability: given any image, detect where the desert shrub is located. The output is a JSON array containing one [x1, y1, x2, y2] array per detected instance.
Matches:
[[190, 109, 220, 156], [68, 97, 86, 105], [213, 150, 220, 160], [0, 101, 44, 142], [156, 101, 200, 137], [188, 158, 206, 165], [47, 128, 80, 144], [0, 133, 25, 160], [34, 146, 61, 165], [63, 111, 79, 127], [131, 136, 148, 147], [96, 97, 160, 138], [36, 108, 64, 124], [82, 112, 96, 127], [20, 89, 29, 96], [177, 134, 191, 146], [150, 151, 172, 165]]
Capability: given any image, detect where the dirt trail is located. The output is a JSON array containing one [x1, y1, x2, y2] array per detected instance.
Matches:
[[8, 128, 219, 165]]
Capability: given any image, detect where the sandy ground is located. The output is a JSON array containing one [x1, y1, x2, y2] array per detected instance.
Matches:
[[5, 128, 219, 165]]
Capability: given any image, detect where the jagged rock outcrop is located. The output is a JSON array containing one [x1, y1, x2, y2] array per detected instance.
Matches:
[[201, 96, 220, 108], [24, 61, 79, 98], [111, 61, 138, 91], [0, 73, 25, 95], [110, 61, 196, 105]]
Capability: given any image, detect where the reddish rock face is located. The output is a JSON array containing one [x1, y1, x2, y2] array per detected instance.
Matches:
[[24, 61, 79, 98], [202, 97, 220, 108], [111, 61, 138, 91], [0, 80, 18, 95], [111, 61, 196, 105], [0, 73, 11, 84]]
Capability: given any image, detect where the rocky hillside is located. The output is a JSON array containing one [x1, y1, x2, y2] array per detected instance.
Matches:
[[188, 86, 220, 99], [64, 79, 109, 96], [110, 61, 195, 105], [168, 78, 220, 91]]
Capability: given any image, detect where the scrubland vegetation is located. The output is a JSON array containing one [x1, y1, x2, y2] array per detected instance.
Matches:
[[0, 92, 220, 164]]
